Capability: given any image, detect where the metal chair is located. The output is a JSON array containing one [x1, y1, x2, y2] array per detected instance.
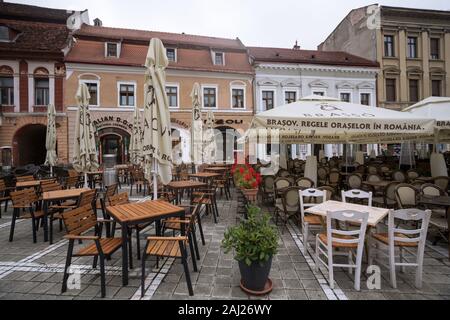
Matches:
[[274, 186, 301, 230]]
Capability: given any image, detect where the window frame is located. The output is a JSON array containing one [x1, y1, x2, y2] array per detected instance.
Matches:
[[384, 35, 395, 57], [431, 79, 442, 97], [0, 26, 10, 42], [261, 89, 275, 111], [202, 85, 218, 109], [338, 91, 352, 103], [166, 48, 177, 62], [312, 89, 326, 96], [105, 42, 119, 58], [80, 79, 100, 107], [34, 77, 50, 106], [166, 83, 180, 109], [385, 78, 397, 102], [359, 92, 371, 106], [283, 89, 298, 104], [407, 36, 418, 59], [230, 85, 246, 109], [0, 76, 14, 106], [213, 52, 225, 66], [430, 38, 440, 60], [117, 81, 136, 108], [408, 79, 420, 103]]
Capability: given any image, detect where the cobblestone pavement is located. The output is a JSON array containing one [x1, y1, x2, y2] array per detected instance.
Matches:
[[0, 187, 449, 300]]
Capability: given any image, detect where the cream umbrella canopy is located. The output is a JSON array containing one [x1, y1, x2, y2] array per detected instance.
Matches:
[[203, 110, 216, 164], [129, 106, 143, 165], [44, 103, 57, 176], [72, 83, 99, 188], [190, 83, 203, 167], [142, 38, 172, 199]]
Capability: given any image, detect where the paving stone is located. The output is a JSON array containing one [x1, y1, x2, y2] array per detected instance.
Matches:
[[212, 286, 232, 298], [286, 289, 308, 300]]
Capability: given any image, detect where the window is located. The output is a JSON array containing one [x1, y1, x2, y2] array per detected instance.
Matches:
[[0, 76, 14, 105], [284, 91, 296, 104], [360, 93, 370, 106], [106, 43, 118, 57], [430, 38, 440, 60], [82, 82, 98, 106], [166, 86, 178, 107], [232, 88, 244, 108], [0, 147, 12, 167], [262, 91, 274, 110], [432, 80, 442, 97], [0, 26, 9, 41], [385, 79, 396, 102], [407, 37, 418, 59], [34, 78, 49, 106], [203, 87, 216, 108], [119, 84, 135, 107], [340, 92, 351, 103], [214, 52, 224, 65], [313, 91, 324, 96], [166, 48, 176, 62], [384, 35, 394, 57], [409, 79, 419, 102]]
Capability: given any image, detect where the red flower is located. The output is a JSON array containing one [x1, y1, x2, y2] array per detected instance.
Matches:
[[239, 167, 244, 174], [252, 181, 258, 189], [244, 174, 252, 181]]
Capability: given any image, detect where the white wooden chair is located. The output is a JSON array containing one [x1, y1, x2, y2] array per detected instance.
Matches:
[[299, 188, 328, 249], [342, 189, 373, 207], [369, 209, 431, 289], [315, 210, 369, 291]]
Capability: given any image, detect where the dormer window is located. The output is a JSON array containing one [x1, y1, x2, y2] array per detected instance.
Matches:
[[106, 42, 119, 58], [166, 48, 176, 62], [0, 26, 9, 41], [214, 52, 224, 65]]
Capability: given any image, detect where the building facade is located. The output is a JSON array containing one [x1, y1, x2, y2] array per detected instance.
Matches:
[[319, 5, 450, 110], [0, 2, 89, 167], [64, 23, 254, 164], [249, 45, 379, 159]]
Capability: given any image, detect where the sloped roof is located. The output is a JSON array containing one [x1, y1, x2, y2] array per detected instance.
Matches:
[[0, 1, 75, 23]]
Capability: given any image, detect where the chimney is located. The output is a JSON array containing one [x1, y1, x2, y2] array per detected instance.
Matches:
[[94, 18, 102, 27], [293, 40, 300, 50]]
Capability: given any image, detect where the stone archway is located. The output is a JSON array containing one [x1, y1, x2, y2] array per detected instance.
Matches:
[[13, 124, 47, 166]]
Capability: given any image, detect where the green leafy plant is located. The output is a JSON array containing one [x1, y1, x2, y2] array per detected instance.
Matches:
[[222, 205, 278, 266]]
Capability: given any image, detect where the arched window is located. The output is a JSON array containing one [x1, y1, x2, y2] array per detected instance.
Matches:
[[0, 65, 14, 106], [34, 67, 50, 106]]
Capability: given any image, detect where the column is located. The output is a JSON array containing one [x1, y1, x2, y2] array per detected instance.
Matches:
[[422, 30, 430, 98], [398, 28, 408, 103], [19, 60, 28, 112]]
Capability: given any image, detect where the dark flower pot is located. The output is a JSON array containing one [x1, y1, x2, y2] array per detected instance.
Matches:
[[238, 257, 272, 292]]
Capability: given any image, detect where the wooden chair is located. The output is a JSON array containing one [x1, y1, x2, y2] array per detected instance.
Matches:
[[315, 210, 369, 291], [317, 167, 328, 186], [274, 186, 301, 230], [369, 209, 431, 289], [295, 177, 315, 189], [392, 170, 407, 183], [261, 175, 275, 204], [0, 179, 12, 218], [141, 210, 198, 297], [407, 169, 420, 182], [9, 188, 44, 243], [61, 204, 122, 298], [373, 181, 399, 208], [64, 175, 80, 189], [395, 184, 419, 209], [130, 170, 148, 196], [16, 175, 34, 183], [347, 173, 363, 190], [433, 176, 449, 192], [192, 183, 219, 224], [341, 189, 372, 207], [299, 188, 328, 249], [97, 183, 119, 219]]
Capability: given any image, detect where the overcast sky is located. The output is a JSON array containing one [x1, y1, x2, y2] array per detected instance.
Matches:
[[11, 0, 450, 49]]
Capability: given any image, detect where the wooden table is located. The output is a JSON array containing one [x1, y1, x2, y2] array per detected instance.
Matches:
[[106, 200, 185, 285], [362, 180, 391, 188], [42, 188, 90, 244], [86, 171, 103, 189], [305, 200, 389, 227], [419, 195, 450, 259], [188, 172, 221, 183], [167, 180, 207, 204], [205, 167, 228, 173], [15, 180, 41, 189]]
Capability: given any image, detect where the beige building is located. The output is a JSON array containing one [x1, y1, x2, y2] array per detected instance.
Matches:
[[65, 23, 254, 164], [319, 5, 450, 110]]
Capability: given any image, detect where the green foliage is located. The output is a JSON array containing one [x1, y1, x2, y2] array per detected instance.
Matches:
[[222, 205, 278, 266]]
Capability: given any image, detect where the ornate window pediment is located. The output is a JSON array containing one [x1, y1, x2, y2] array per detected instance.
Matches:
[[383, 66, 400, 76], [407, 66, 423, 78], [356, 81, 375, 90], [0, 65, 13, 75], [281, 79, 300, 87], [257, 78, 279, 86], [33, 67, 49, 76], [308, 79, 329, 88], [336, 81, 355, 90]]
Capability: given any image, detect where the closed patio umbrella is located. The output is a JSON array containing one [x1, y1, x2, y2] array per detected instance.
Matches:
[[142, 38, 172, 199], [190, 83, 203, 168], [129, 106, 143, 165], [72, 83, 99, 188], [44, 103, 57, 176], [203, 110, 216, 164]]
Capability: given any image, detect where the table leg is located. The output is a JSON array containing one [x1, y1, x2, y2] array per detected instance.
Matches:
[[447, 207, 450, 261], [43, 200, 49, 242], [121, 223, 129, 286]]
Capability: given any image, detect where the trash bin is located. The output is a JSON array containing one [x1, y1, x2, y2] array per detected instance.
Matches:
[[102, 154, 118, 187]]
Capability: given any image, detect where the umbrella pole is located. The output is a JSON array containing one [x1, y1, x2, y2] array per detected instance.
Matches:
[[152, 158, 158, 200], [50, 166, 53, 177], [84, 173, 88, 189]]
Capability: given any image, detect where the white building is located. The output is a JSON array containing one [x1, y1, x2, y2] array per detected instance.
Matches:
[[249, 45, 379, 160]]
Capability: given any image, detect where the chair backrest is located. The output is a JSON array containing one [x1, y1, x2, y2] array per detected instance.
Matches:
[[105, 183, 118, 200], [277, 169, 290, 177], [10, 188, 37, 208], [62, 204, 98, 236], [420, 183, 447, 197], [395, 184, 418, 208], [299, 188, 327, 224], [385, 182, 400, 201], [65, 176, 79, 189], [318, 186, 335, 201], [411, 180, 425, 189], [0, 179, 7, 192], [392, 170, 407, 183], [317, 167, 328, 180], [108, 192, 129, 206], [347, 174, 363, 190], [77, 189, 97, 207], [380, 165, 390, 174], [262, 175, 275, 192], [328, 171, 340, 184], [341, 189, 372, 207], [325, 210, 369, 257], [274, 177, 291, 191], [367, 166, 378, 175], [296, 177, 314, 189], [367, 174, 381, 183], [387, 209, 431, 256], [433, 176, 449, 191], [16, 175, 34, 183], [407, 170, 420, 181], [355, 165, 366, 174], [40, 181, 62, 193], [281, 187, 301, 212]]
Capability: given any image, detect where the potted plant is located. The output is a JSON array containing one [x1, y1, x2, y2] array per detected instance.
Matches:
[[232, 163, 261, 203], [222, 205, 278, 294]]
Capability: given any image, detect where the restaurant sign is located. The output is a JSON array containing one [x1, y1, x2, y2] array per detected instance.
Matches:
[[92, 116, 133, 133]]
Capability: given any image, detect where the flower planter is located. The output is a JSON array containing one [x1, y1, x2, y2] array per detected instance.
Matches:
[[241, 188, 258, 203], [238, 257, 273, 294]]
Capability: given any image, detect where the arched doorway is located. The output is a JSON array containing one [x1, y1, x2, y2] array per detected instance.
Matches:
[[215, 126, 242, 164], [98, 127, 130, 165], [13, 124, 47, 166]]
